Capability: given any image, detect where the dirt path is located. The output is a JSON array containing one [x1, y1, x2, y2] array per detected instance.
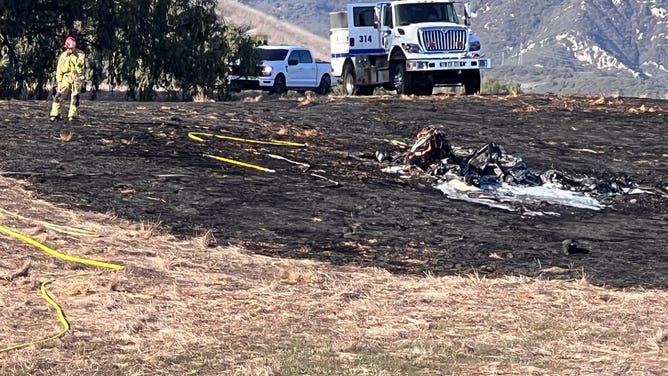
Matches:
[[1, 94, 666, 289]]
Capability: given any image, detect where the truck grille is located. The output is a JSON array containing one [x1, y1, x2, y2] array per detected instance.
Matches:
[[419, 28, 467, 53]]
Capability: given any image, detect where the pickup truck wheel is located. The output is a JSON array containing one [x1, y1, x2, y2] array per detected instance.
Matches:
[[272, 74, 286, 95], [392, 61, 412, 95], [317, 75, 331, 95], [342, 63, 356, 96], [463, 69, 481, 95]]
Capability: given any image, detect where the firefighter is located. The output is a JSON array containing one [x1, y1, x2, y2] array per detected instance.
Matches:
[[50, 36, 85, 122]]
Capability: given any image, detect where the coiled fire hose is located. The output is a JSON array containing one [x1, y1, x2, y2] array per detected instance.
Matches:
[[0, 219, 123, 353]]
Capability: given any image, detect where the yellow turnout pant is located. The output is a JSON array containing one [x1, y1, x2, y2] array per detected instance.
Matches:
[[50, 76, 82, 119]]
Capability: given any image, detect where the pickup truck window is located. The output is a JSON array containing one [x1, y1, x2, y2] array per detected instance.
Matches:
[[287, 51, 299, 65], [298, 50, 313, 64], [260, 49, 289, 61]]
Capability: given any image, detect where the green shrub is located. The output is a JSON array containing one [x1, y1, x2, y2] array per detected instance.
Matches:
[[482, 77, 522, 95]]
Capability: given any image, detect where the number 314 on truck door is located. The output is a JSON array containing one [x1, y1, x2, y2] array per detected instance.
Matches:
[[359, 35, 372, 43]]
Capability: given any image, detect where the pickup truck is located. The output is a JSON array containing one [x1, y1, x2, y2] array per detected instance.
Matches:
[[227, 45, 333, 95]]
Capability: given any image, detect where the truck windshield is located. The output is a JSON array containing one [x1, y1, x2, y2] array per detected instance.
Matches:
[[260, 49, 289, 61], [395, 3, 459, 25]]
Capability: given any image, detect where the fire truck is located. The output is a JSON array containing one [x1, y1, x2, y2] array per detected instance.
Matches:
[[329, 1, 491, 95]]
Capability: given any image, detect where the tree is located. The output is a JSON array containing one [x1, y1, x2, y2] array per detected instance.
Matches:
[[0, 0, 259, 100], [0, 1, 69, 98]]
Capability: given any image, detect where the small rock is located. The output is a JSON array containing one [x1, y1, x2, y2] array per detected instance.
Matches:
[[562, 239, 590, 255]]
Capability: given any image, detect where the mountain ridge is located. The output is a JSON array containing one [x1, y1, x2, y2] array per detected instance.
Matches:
[[220, 0, 667, 98]]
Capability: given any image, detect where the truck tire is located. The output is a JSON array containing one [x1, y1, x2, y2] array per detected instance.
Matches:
[[317, 75, 331, 95], [391, 61, 412, 95], [342, 63, 356, 96], [272, 74, 287, 95], [463, 69, 481, 95]]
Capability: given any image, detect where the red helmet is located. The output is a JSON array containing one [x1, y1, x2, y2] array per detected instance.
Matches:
[[65, 36, 76, 49]]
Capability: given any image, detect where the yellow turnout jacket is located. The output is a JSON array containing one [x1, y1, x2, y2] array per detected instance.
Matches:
[[56, 49, 85, 84]]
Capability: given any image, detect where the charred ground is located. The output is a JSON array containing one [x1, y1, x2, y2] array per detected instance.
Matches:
[[1, 94, 666, 289]]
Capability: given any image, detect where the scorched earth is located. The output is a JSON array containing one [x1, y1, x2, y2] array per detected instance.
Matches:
[[1, 93, 666, 289]]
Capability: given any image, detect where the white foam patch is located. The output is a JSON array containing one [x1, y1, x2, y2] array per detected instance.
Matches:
[[381, 166, 408, 174], [434, 178, 605, 215]]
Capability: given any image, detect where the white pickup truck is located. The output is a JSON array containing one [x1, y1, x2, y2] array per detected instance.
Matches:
[[228, 45, 333, 95]]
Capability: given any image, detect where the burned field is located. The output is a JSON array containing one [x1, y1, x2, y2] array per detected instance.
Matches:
[[1, 94, 666, 289]]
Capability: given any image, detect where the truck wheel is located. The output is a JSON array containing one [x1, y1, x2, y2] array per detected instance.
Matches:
[[463, 69, 481, 95], [342, 63, 356, 95], [317, 75, 331, 95], [392, 61, 412, 95], [272, 74, 286, 95]]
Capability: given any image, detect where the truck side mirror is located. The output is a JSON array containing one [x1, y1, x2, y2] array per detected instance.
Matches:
[[464, 3, 472, 26], [288, 59, 299, 66]]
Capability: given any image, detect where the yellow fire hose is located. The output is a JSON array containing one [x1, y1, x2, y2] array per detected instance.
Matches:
[[188, 132, 306, 172], [0, 224, 122, 270], [203, 154, 276, 173], [189, 131, 340, 187], [187, 132, 306, 147], [0, 223, 123, 353], [0, 274, 83, 353]]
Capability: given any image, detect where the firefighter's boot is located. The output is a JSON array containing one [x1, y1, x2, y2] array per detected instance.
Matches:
[[49, 102, 62, 122], [68, 106, 78, 122]]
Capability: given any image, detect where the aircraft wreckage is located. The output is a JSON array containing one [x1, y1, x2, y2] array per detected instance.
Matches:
[[378, 127, 652, 216]]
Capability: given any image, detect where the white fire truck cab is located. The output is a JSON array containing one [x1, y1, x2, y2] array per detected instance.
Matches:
[[330, 0, 491, 95]]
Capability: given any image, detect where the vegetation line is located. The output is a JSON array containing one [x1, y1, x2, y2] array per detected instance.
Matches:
[[0, 207, 98, 237]]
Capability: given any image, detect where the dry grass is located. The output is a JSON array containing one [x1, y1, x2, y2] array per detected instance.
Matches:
[[1, 175, 667, 375]]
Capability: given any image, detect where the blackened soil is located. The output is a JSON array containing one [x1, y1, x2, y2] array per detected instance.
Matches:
[[1, 94, 666, 288]]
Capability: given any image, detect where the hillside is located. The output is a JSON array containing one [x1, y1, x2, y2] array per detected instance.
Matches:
[[475, 0, 668, 98], [216, 0, 330, 60], [235, 0, 668, 98]]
